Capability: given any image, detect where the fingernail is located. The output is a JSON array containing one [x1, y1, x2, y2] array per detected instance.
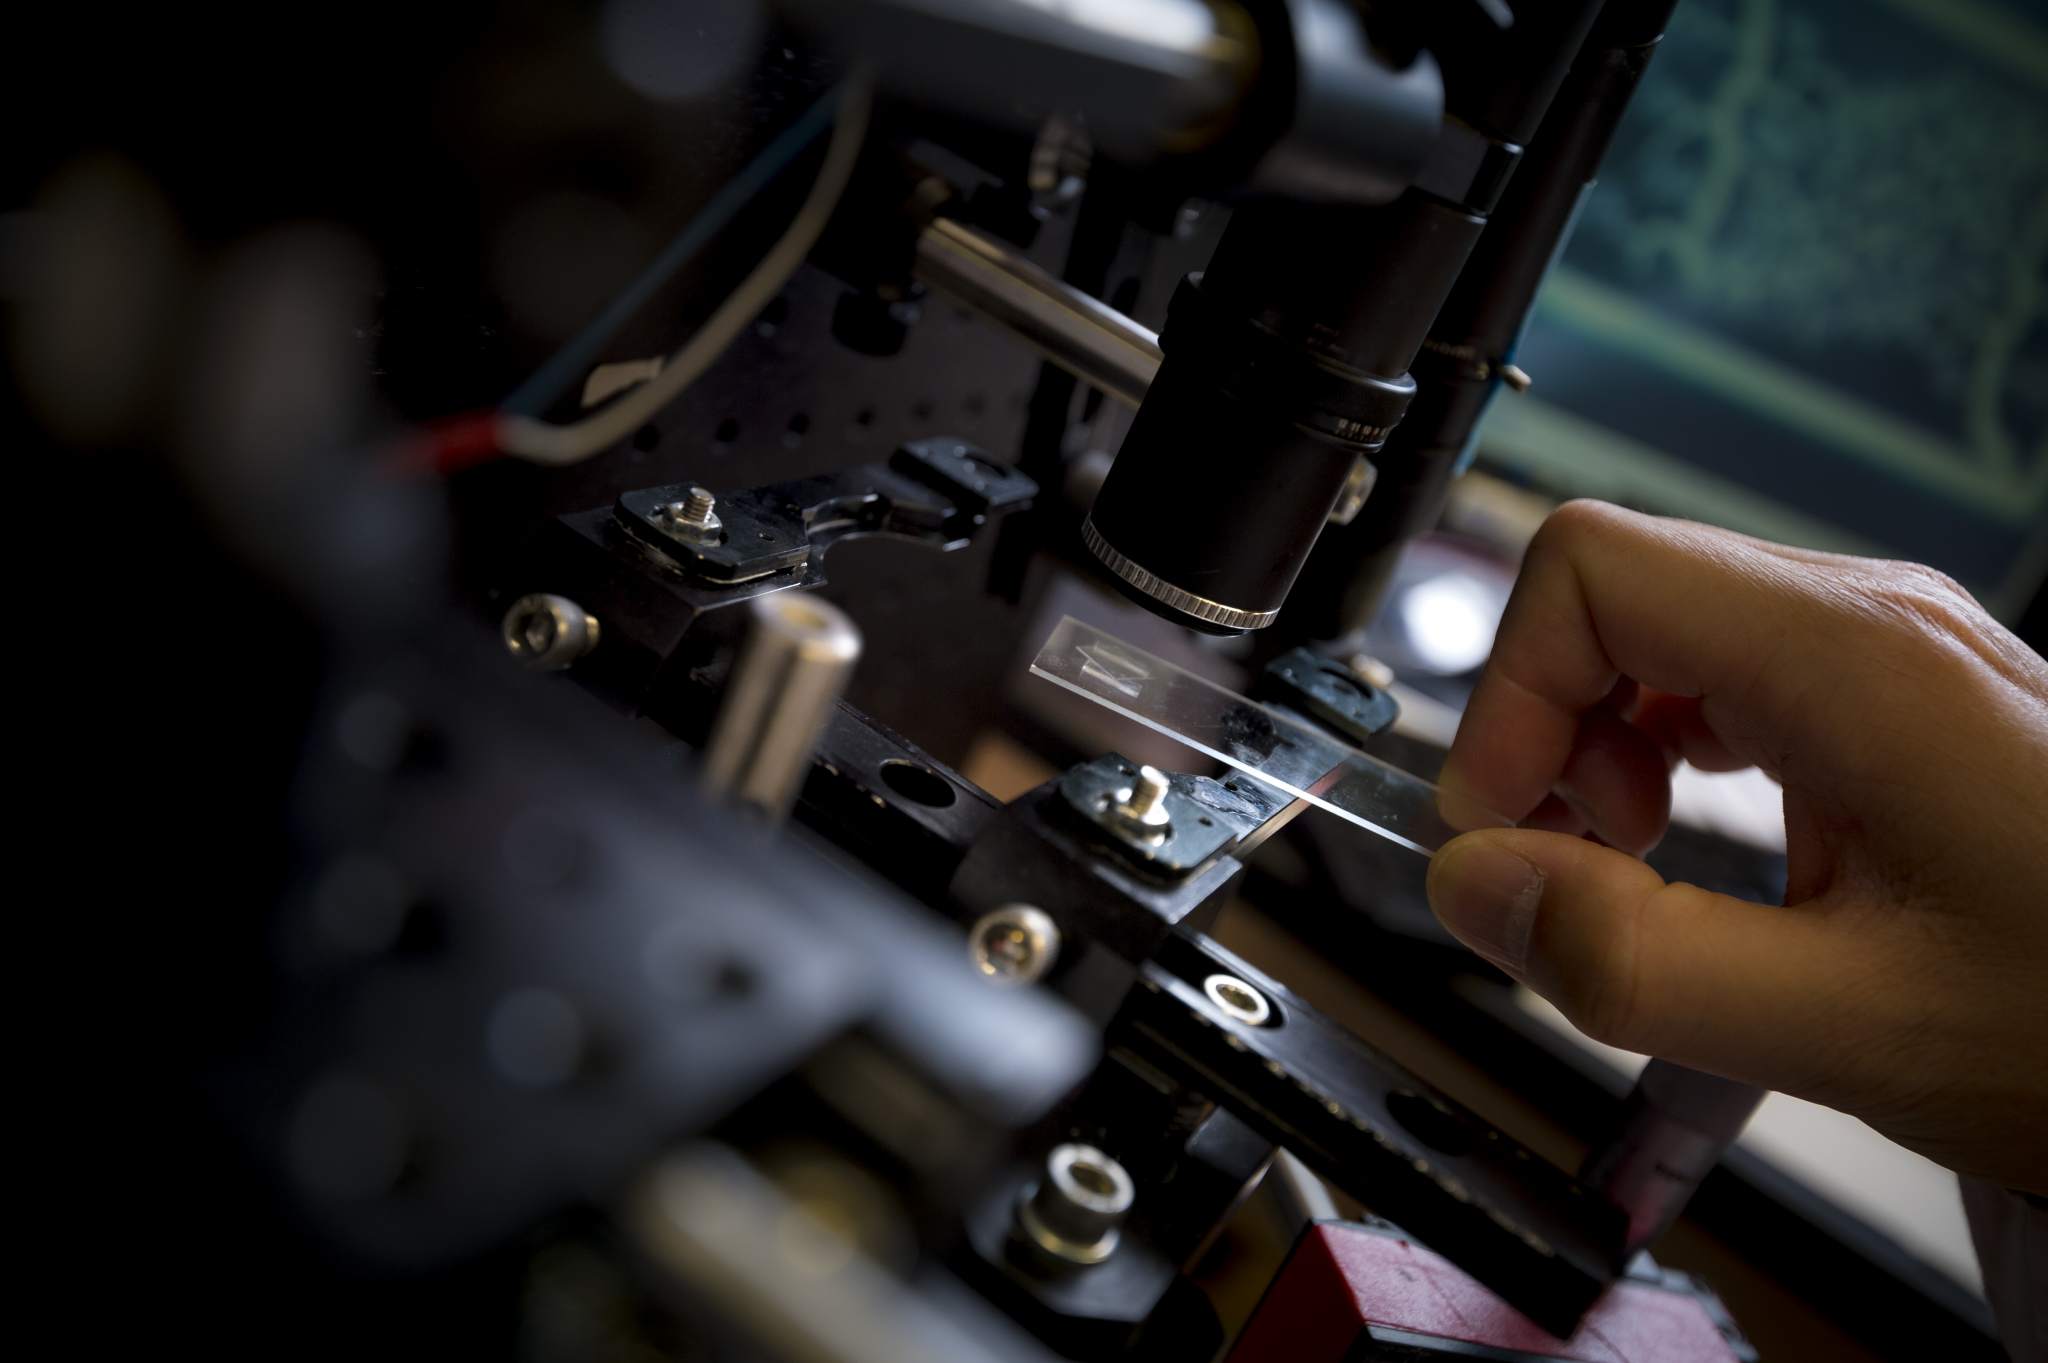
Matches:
[[1429, 840, 1544, 976]]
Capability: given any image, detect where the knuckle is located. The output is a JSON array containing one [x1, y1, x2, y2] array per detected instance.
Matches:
[[1553, 892, 1654, 1048], [1863, 566, 1987, 650], [1797, 558, 1989, 673], [1525, 500, 1647, 588], [1849, 562, 2048, 700], [1563, 966, 1643, 1050], [1886, 561, 1976, 607], [1540, 499, 1631, 549]]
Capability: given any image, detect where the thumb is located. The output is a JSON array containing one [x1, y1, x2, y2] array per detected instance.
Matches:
[[1426, 829, 1842, 1086]]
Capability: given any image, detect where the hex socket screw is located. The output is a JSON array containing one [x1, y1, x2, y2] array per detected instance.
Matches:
[[501, 594, 600, 671], [968, 905, 1060, 985]]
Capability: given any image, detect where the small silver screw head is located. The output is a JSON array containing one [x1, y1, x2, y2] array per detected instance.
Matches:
[[968, 904, 1059, 985], [1109, 764, 1173, 835], [502, 594, 599, 671]]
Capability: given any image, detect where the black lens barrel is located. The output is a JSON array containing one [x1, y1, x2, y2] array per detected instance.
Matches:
[[1084, 0, 1610, 635]]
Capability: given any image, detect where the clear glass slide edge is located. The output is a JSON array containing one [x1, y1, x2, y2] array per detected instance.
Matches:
[[1028, 616, 1510, 856]]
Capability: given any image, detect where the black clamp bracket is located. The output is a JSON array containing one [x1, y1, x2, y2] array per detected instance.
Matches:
[[1255, 647, 1401, 744], [617, 438, 1036, 585]]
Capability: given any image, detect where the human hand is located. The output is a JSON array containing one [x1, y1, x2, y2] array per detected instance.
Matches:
[[1428, 502, 2048, 1194]]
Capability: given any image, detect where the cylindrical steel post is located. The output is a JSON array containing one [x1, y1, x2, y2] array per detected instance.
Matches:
[[701, 592, 863, 820], [914, 218, 1162, 408], [1580, 1060, 1766, 1254]]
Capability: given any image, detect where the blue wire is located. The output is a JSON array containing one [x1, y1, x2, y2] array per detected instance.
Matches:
[[500, 86, 843, 418]]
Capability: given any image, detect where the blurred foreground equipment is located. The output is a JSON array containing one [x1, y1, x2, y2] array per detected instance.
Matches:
[[22, 1, 2005, 1360]]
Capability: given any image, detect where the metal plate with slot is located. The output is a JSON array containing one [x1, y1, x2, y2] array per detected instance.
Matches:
[[1121, 931, 1628, 1336], [1030, 617, 1507, 856]]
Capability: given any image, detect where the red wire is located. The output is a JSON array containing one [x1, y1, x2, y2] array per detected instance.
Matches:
[[385, 412, 502, 476]]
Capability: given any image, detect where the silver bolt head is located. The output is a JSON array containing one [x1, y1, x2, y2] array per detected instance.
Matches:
[[668, 501, 720, 522], [663, 486, 723, 540], [1109, 764, 1172, 832], [668, 485, 721, 524], [969, 904, 1060, 985], [1346, 652, 1397, 691], [1016, 1143, 1134, 1265], [502, 594, 599, 671]]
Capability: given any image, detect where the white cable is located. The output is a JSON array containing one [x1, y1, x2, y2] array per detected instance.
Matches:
[[496, 78, 872, 465]]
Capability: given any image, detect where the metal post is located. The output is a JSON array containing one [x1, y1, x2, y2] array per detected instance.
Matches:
[[701, 591, 863, 820], [1580, 1060, 1766, 1254], [913, 218, 1161, 409]]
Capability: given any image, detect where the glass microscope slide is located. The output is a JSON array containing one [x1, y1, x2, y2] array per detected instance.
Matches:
[[1029, 616, 1510, 856]]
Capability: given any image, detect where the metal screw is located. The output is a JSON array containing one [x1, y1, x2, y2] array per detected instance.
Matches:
[[1203, 972, 1272, 1026], [1345, 652, 1396, 691], [1500, 363, 1533, 393], [968, 905, 1059, 985], [1327, 456, 1378, 526], [665, 486, 722, 540], [502, 594, 600, 671], [1015, 1143, 1133, 1265], [1108, 764, 1172, 837]]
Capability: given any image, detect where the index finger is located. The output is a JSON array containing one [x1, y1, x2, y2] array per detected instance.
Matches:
[[1438, 501, 1849, 824]]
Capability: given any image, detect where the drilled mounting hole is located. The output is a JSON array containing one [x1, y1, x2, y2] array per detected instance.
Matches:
[[1214, 979, 1259, 1013], [1068, 1160, 1117, 1197], [1203, 973, 1274, 1026], [714, 417, 740, 445], [880, 759, 956, 808]]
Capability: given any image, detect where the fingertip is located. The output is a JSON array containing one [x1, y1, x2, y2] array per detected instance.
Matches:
[[1428, 833, 1546, 976]]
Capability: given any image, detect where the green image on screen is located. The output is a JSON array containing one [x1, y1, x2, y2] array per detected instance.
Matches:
[[1485, 0, 2048, 616]]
